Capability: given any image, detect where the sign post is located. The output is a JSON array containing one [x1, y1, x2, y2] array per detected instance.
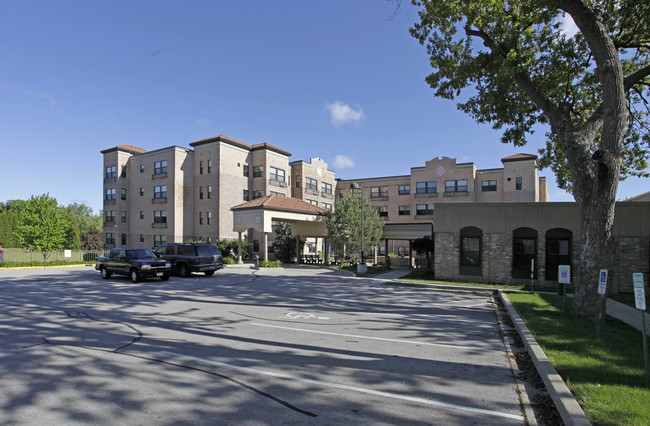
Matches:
[[530, 259, 535, 292], [596, 269, 608, 339], [632, 273, 649, 386], [558, 265, 571, 315]]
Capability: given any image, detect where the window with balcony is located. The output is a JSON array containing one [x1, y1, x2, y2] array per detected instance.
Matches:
[[154, 210, 167, 224], [106, 166, 116, 179], [154, 185, 167, 199], [305, 177, 318, 192], [154, 160, 167, 175], [399, 185, 411, 195], [371, 186, 388, 198], [482, 180, 497, 191], [416, 181, 437, 193], [416, 203, 434, 216], [270, 166, 285, 183], [105, 188, 116, 201], [398, 205, 410, 216], [253, 166, 263, 178], [445, 179, 468, 192]]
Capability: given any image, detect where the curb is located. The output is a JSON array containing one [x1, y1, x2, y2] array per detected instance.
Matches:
[[499, 290, 591, 426]]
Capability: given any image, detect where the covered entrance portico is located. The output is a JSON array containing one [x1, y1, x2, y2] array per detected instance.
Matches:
[[231, 196, 329, 264], [380, 223, 434, 267]]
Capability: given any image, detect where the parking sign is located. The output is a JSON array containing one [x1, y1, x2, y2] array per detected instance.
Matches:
[[598, 269, 608, 295], [633, 273, 646, 311], [558, 265, 571, 284]]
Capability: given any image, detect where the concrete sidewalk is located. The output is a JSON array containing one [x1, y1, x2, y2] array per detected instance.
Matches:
[[606, 298, 650, 335]]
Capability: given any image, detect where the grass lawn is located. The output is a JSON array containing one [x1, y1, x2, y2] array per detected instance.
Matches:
[[507, 292, 650, 425], [399, 270, 526, 289]]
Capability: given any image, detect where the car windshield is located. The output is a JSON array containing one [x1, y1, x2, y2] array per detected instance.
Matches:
[[126, 249, 155, 260]]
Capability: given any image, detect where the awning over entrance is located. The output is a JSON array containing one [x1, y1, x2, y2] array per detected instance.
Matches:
[[382, 223, 433, 240]]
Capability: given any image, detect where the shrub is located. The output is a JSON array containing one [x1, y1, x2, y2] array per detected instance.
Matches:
[[223, 256, 236, 264], [260, 260, 282, 268]]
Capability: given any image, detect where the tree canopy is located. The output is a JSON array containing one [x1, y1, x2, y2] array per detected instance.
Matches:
[[410, 0, 649, 319], [17, 194, 69, 260]]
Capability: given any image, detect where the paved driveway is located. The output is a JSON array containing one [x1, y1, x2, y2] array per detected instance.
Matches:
[[0, 266, 525, 424]]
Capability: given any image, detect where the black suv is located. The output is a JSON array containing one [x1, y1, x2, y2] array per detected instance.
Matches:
[[154, 243, 224, 277]]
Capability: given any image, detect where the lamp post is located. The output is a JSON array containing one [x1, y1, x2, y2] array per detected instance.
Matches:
[[350, 182, 366, 273]]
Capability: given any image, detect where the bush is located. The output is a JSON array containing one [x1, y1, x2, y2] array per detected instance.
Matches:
[[260, 260, 282, 268], [223, 256, 236, 264]]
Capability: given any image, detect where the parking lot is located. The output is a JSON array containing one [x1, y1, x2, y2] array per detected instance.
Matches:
[[0, 266, 525, 424]]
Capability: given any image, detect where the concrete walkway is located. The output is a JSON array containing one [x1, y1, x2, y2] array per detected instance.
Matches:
[[606, 298, 650, 335]]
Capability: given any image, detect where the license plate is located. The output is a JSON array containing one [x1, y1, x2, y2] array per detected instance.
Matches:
[[156, 272, 163, 277]]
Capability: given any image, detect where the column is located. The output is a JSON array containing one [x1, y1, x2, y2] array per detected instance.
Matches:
[[237, 232, 243, 264]]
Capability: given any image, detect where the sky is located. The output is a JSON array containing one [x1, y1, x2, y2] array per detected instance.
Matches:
[[1, 1, 647, 214]]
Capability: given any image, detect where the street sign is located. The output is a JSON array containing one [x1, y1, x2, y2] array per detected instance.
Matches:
[[598, 269, 608, 295], [558, 265, 571, 284], [633, 273, 646, 311]]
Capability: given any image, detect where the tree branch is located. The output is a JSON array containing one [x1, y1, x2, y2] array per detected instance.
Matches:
[[624, 64, 650, 92]]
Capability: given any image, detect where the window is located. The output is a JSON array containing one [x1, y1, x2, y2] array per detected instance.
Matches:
[[140, 187, 144, 197], [121, 188, 127, 200], [371, 186, 388, 198], [445, 179, 468, 192], [416, 181, 437, 193], [398, 246, 409, 257], [295, 176, 301, 188], [270, 166, 285, 182], [305, 177, 318, 191], [154, 185, 167, 199], [462, 238, 480, 266], [253, 239, 260, 252], [105, 210, 115, 223], [377, 206, 388, 217], [243, 190, 249, 201], [154, 210, 167, 224], [154, 160, 167, 175], [416, 203, 434, 216], [140, 234, 145, 243], [398, 205, 410, 216], [323, 202, 332, 211], [106, 233, 115, 245], [270, 191, 285, 197], [199, 186, 204, 200], [199, 161, 204, 174], [321, 182, 332, 195], [516, 177, 522, 190], [121, 234, 127, 245], [513, 228, 538, 279], [253, 166, 263, 178], [207, 211, 212, 225], [140, 165, 145, 174], [253, 190, 263, 199], [140, 211, 144, 220], [120, 166, 126, 178], [105, 188, 116, 201], [207, 159, 212, 173], [307, 199, 318, 206], [121, 211, 127, 223], [243, 164, 249, 177], [482, 180, 497, 191], [199, 211, 203, 225], [399, 185, 411, 195], [105, 166, 116, 179], [207, 185, 212, 199], [154, 235, 167, 246]]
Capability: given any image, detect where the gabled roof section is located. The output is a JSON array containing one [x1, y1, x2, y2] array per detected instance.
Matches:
[[190, 134, 291, 157], [101, 144, 148, 155], [232, 195, 328, 215], [501, 153, 538, 163]]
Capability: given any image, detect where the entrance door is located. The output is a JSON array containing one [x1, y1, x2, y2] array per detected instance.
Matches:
[[545, 228, 572, 281]]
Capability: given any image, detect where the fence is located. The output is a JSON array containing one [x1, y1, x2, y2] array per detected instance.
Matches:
[[0, 248, 106, 264]]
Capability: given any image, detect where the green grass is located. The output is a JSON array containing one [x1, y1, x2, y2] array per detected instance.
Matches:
[[507, 292, 650, 425], [398, 270, 526, 289], [0, 260, 87, 268]]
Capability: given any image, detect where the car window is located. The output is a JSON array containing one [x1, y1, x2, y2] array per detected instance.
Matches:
[[197, 245, 212, 256], [178, 245, 195, 256], [126, 249, 155, 260], [154, 247, 165, 256], [165, 245, 175, 255]]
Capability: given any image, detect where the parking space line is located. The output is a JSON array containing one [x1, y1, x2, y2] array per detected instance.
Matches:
[[250, 322, 503, 353], [353, 311, 494, 325], [161, 350, 522, 421]]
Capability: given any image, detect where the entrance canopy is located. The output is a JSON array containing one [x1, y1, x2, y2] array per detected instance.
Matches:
[[231, 195, 329, 237], [382, 223, 433, 240]]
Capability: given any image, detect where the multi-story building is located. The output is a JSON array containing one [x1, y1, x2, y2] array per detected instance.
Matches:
[[101, 135, 545, 260]]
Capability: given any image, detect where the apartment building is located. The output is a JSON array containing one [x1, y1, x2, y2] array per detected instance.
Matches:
[[101, 135, 337, 255]]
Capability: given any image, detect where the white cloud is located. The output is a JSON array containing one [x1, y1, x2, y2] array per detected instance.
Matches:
[[326, 101, 365, 126], [193, 118, 210, 128], [331, 154, 355, 169], [4, 84, 55, 107], [558, 13, 579, 38]]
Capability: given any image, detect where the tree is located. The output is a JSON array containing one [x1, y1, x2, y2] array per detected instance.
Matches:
[[66, 202, 102, 233], [327, 191, 384, 264], [273, 223, 302, 263], [63, 211, 81, 250], [0, 207, 23, 248], [16, 194, 68, 261], [410, 0, 650, 320], [80, 229, 104, 251]]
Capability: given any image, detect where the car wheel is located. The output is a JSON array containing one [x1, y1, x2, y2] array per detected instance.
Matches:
[[178, 263, 190, 278], [160, 273, 170, 281], [130, 269, 140, 283], [204, 270, 215, 277], [100, 267, 112, 279]]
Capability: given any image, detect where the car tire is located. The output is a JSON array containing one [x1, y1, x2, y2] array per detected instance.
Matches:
[[160, 273, 170, 281], [178, 263, 190, 278], [100, 267, 111, 279], [204, 270, 215, 276], [130, 269, 140, 283]]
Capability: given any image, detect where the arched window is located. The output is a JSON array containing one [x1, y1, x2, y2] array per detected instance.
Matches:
[[460, 226, 482, 276], [512, 227, 538, 279], [545, 228, 572, 281]]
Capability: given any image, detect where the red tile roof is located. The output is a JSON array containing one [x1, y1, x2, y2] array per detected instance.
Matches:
[[501, 153, 538, 162], [232, 195, 328, 215], [100, 144, 148, 155]]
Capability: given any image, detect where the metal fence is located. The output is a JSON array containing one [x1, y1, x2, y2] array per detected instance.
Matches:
[[0, 248, 106, 264]]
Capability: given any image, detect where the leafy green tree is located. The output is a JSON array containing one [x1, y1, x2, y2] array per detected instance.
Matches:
[[327, 191, 383, 264], [410, 0, 650, 320], [63, 212, 81, 250], [0, 207, 23, 248], [16, 194, 68, 261], [273, 223, 302, 263], [215, 238, 251, 259], [66, 202, 102, 233]]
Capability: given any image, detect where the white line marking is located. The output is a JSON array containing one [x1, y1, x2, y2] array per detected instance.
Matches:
[[250, 323, 502, 353], [160, 350, 522, 421], [353, 311, 494, 325]]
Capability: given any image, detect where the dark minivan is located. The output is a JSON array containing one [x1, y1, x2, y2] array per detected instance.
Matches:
[[154, 243, 224, 277]]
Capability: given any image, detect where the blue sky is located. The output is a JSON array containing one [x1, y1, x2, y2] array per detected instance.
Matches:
[[1, 1, 647, 214]]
